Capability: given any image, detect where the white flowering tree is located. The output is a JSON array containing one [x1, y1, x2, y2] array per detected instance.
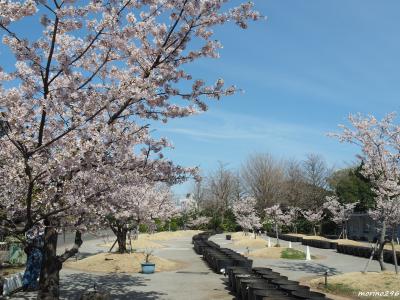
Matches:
[[264, 204, 291, 245], [179, 194, 198, 229], [187, 216, 210, 229], [332, 113, 400, 271], [0, 0, 260, 298], [232, 197, 261, 238], [301, 209, 324, 236], [287, 206, 301, 233], [323, 196, 357, 239], [106, 182, 177, 253]]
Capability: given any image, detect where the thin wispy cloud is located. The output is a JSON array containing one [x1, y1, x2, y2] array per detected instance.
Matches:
[[158, 109, 325, 143]]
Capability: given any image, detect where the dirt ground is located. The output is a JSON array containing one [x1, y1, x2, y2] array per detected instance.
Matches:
[[231, 231, 270, 248], [140, 230, 202, 241], [309, 271, 400, 299], [246, 247, 284, 259], [64, 252, 185, 273], [98, 230, 203, 250], [310, 271, 400, 291], [287, 234, 400, 249], [99, 238, 165, 250], [1, 265, 24, 277]]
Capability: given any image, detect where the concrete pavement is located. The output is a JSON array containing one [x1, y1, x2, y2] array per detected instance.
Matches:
[[209, 234, 395, 282], [11, 234, 233, 300]]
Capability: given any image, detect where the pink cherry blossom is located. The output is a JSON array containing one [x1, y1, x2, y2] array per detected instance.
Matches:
[[233, 197, 261, 233], [0, 0, 261, 297], [301, 208, 324, 236], [323, 196, 357, 239], [331, 113, 400, 271]]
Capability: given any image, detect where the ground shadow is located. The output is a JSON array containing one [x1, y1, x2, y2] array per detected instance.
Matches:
[[266, 261, 341, 276], [220, 276, 236, 299], [11, 273, 166, 300]]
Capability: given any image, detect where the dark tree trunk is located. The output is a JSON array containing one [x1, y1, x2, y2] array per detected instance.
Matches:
[[392, 229, 399, 275], [0, 274, 4, 296], [377, 221, 387, 271], [116, 228, 128, 254], [275, 223, 280, 246], [109, 220, 129, 254], [391, 240, 398, 275], [38, 225, 61, 300], [38, 228, 82, 300]]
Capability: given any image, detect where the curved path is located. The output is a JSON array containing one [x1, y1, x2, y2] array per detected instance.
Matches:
[[11, 233, 233, 300], [209, 233, 395, 281]]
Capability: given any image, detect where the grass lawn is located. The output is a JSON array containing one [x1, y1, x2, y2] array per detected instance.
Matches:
[[281, 248, 317, 260]]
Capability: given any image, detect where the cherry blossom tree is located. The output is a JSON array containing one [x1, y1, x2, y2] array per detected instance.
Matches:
[[284, 206, 301, 233], [323, 196, 357, 239], [0, 0, 261, 298], [301, 209, 324, 236], [232, 197, 261, 237], [188, 216, 210, 229], [179, 193, 198, 229], [106, 182, 177, 253], [331, 113, 400, 271], [369, 196, 400, 274], [264, 204, 291, 245]]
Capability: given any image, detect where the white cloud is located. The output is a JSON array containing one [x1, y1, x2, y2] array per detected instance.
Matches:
[[158, 109, 325, 142]]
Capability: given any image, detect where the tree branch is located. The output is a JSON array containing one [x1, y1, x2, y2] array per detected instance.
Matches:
[[58, 230, 83, 263]]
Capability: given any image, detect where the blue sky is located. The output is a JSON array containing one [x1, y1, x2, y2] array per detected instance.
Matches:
[[154, 0, 400, 196], [2, 1, 400, 197]]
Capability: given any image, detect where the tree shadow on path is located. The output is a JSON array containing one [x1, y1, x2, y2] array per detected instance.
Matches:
[[266, 261, 341, 276], [11, 273, 166, 300]]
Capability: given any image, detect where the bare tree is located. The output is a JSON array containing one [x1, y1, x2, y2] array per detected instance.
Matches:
[[241, 153, 286, 210], [302, 153, 332, 207], [191, 180, 206, 211], [282, 159, 308, 208], [202, 162, 239, 223], [232, 171, 245, 203]]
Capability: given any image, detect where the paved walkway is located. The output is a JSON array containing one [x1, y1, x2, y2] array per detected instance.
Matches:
[[209, 234, 395, 282], [11, 234, 233, 300]]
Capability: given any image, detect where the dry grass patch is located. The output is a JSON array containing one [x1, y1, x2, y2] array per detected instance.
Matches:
[[64, 252, 184, 273], [99, 238, 164, 249], [286, 233, 307, 238], [99, 230, 202, 249], [141, 230, 202, 241], [1, 266, 24, 277], [309, 271, 400, 299], [232, 234, 269, 248], [231, 231, 255, 239], [247, 247, 322, 260], [335, 239, 364, 246], [334, 239, 400, 250], [302, 235, 329, 241], [386, 243, 400, 251], [246, 247, 283, 259], [233, 238, 268, 248]]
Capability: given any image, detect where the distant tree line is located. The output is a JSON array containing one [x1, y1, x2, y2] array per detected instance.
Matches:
[[187, 152, 375, 233]]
